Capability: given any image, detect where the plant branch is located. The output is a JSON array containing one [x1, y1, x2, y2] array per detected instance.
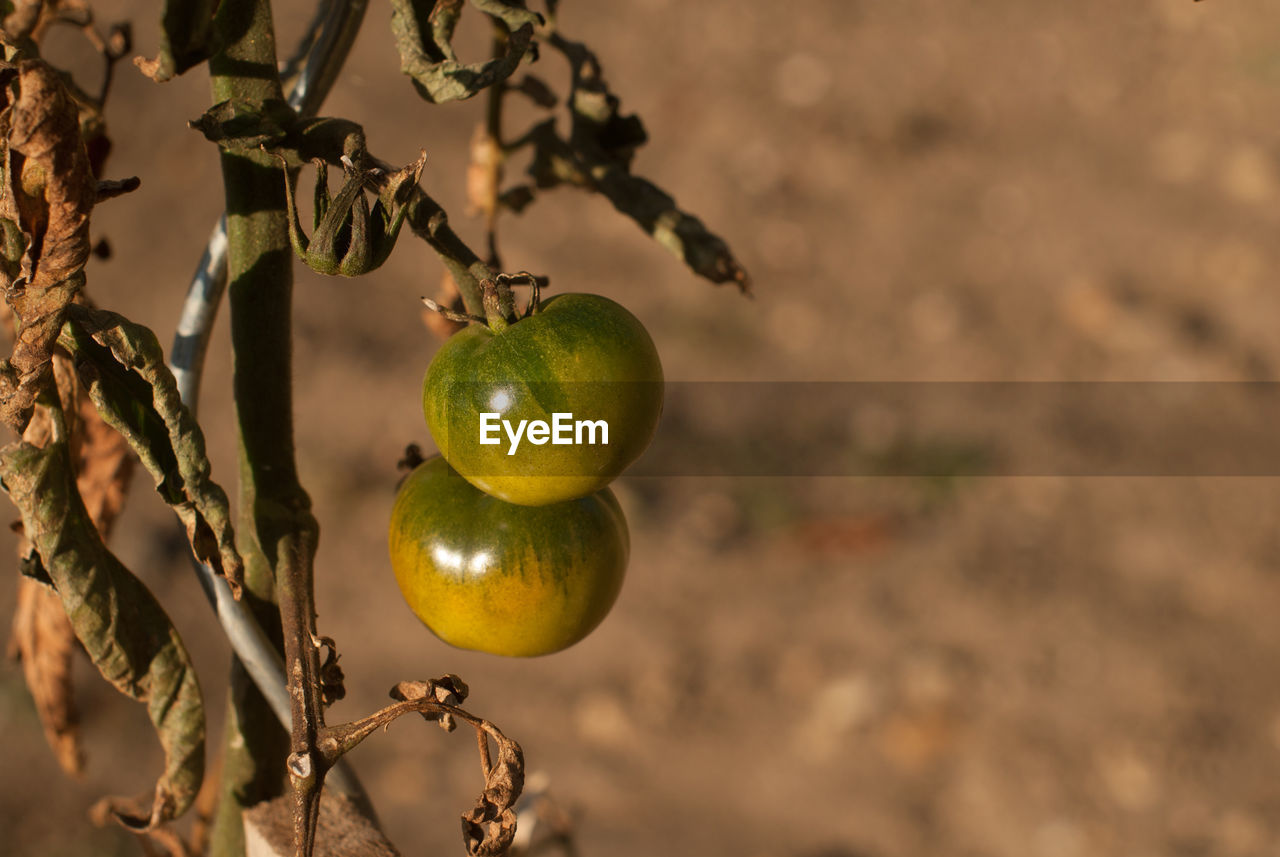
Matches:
[[404, 187, 493, 316], [208, 1, 330, 855], [171, 0, 373, 823]]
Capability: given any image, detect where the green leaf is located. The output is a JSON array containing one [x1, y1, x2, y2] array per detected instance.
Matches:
[[190, 97, 295, 150], [468, 0, 542, 32], [390, 0, 537, 104], [0, 438, 205, 830], [59, 305, 244, 596], [135, 0, 220, 82]]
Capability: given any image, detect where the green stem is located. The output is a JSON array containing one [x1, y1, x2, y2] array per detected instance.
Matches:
[[482, 21, 507, 268], [405, 191, 492, 316], [207, 0, 314, 852]]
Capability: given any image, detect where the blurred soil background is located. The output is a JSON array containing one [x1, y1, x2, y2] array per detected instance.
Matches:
[[6, 1, 1280, 856]]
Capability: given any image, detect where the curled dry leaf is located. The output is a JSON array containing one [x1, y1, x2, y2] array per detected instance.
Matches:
[[317, 677, 523, 856], [0, 438, 205, 831], [461, 727, 524, 857], [73, 375, 134, 533], [386, 676, 522, 855], [5, 374, 134, 779], [317, 636, 347, 707], [59, 304, 243, 595], [389, 0, 538, 105], [391, 674, 469, 732], [5, 403, 83, 780], [7, 576, 84, 777], [0, 58, 98, 434], [2, 0, 45, 40], [520, 33, 750, 291]]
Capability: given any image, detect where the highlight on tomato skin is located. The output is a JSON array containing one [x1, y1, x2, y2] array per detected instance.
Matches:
[[423, 292, 664, 507], [387, 456, 630, 657]]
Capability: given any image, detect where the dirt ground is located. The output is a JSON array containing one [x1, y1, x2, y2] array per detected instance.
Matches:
[[5, 1, 1280, 856]]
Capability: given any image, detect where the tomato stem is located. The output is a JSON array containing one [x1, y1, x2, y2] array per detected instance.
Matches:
[[481, 277, 517, 331], [209, 1, 331, 854]]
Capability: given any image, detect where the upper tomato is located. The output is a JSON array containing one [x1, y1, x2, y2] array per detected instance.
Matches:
[[423, 293, 663, 506]]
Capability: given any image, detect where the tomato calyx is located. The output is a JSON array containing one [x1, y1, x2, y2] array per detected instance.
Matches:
[[480, 278, 516, 332], [481, 272, 546, 332], [279, 150, 427, 277]]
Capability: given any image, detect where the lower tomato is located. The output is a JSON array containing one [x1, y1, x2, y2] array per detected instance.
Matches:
[[387, 456, 629, 657]]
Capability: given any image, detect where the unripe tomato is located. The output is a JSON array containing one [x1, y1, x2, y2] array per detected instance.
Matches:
[[388, 456, 629, 657], [423, 293, 663, 506]]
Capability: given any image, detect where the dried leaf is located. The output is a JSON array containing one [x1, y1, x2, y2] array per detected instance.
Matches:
[[317, 635, 346, 707], [75, 375, 133, 533], [58, 304, 243, 595], [95, 177, 141, 203], [466, 123, 501, 219], [391, 675, 469, 731], [461, 728, 524, 857], [390, 0, 537, 104], [386, 676, 522, 855], [525, 35, 750, 291], [528, 123, 750, 290], [7, 576, 84, 777], [0, 438, 205, 830], [5, 381, 132, 779], [133, 0, 218, 83], [468, 0, 541, 33], [509, 74, 557, 109], [0, 58, 97, 433], [320, 678, 523, 856]]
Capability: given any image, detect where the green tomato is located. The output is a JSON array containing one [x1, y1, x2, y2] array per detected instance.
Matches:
[[388, 456, 629, 657], [423, 293, 663, 506]]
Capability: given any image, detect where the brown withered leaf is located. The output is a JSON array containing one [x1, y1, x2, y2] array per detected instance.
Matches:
[[74, 382, 133, 534], [3, 0, 96, 44], [528, 33, 751, 292], [461, 728, 524, 857], [0, 58, 97, 433], [59, 304, 243, 595], [7, 575, 84, 777], [320, 678, 523, 856], [466, 123, 501, 220], [6, 368, 134, 781], [0, 437, 205, 831], [391, 675, 469, 731], [5, 368, 83, 779], [2, 0, 44, 41], [389, 0, 538, 105]]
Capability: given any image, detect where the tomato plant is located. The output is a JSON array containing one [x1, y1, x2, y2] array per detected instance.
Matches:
[[0, 0, 745, 853], [423, 292, 664, 506], [388, 456, 629, 657]]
